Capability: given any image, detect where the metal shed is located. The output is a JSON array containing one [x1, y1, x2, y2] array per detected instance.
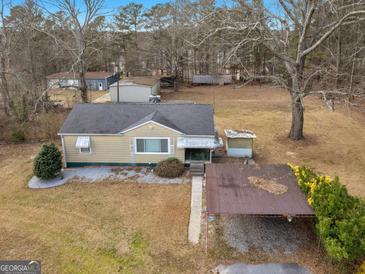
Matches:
[[110, 77, 161, 103], [225, 129, 256, 158]]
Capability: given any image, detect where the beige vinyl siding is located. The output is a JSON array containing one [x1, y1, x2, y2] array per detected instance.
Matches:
[[63, 122, 185, 164], [124, 122, 184, 163], [227, 138, 253, 149]]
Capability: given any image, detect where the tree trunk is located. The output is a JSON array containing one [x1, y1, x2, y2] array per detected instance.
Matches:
[[0, 56, 12, 116], [79, 70, 88, 103], [289, 93, 304, 140], [335, 30, 342, 88]]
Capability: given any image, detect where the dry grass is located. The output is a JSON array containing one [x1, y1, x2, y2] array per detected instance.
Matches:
[[0, 111, 69, 143], [48, 89, 107, 108], [0, 83, 361, 273], [0, 143, 344, 274], [0, 144, 209, 273], [162, 84, 365, 197]]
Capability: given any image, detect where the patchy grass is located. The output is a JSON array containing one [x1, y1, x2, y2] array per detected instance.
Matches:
[[48, 89, 107, 107], [0, 144, 212, 273], [0, 143, 344, 273], [162, 84, 365, 197], [1, 83, 361, 273]]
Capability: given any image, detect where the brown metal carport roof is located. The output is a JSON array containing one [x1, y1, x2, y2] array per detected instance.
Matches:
[[206, 164, 314, 216]]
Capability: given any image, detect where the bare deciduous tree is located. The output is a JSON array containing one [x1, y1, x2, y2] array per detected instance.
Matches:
[[190, 0, 365, 139], [49, 0, 105, 102], [0, 0, 13, 115]]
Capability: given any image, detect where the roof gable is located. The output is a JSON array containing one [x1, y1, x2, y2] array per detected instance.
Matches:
[[120, 111, 184, 134]]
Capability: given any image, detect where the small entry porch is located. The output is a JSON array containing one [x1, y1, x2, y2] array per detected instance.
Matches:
[[177, 136, 223, 164], [185, 148, 211, 163]]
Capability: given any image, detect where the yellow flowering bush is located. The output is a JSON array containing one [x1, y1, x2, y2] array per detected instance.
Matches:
[[357, 261, 365, 274], [288, 163, 320, 205], [288, 164, 365, 262]]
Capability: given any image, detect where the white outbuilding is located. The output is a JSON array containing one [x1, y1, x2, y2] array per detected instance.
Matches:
[[224, 129, 256, 158], [110, 77, 160, 103]]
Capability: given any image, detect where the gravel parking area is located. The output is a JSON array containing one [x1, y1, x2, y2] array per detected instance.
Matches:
[[221, 216, 314, 254]]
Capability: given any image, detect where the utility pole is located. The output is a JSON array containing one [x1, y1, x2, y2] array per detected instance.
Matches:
[[116, 57, 120, 103]]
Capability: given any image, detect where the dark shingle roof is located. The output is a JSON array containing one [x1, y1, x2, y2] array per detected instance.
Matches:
[[59, 103, 215, 136]]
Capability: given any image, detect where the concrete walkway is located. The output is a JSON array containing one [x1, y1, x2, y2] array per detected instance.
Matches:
[[28, 168, 116, 189], [188, 176, 203, 244], [213, 263, 311, 274]]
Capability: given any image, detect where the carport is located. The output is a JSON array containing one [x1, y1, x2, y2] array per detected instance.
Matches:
[[204, 164, 315, 251]]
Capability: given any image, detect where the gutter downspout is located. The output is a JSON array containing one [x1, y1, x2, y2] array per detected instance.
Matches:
[[60, 135, 67, 168], [116, 62, 120, 103]]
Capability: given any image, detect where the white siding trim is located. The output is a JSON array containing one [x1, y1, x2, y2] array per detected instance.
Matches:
[[58, 133, 121, 136]]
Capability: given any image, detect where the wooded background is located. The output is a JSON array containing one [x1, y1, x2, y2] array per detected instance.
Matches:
[[0, 0, 364, 139]]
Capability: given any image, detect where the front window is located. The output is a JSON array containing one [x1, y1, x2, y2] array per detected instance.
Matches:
[[76, 136, 91, 154], [80, 147, 91, 153], [136, 138, 169, 153]]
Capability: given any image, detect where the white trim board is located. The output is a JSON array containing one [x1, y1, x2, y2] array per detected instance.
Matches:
[[120, 120, 184, 135]]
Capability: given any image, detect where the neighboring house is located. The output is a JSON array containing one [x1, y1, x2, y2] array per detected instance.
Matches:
[[46, 72, 119, 91], [224, 129, 256, 158], [58, 103, 222, 167], [110, 77, 160, 103]]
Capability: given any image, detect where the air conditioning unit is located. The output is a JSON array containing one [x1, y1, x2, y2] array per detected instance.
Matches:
[[149, 95, 161, 103]]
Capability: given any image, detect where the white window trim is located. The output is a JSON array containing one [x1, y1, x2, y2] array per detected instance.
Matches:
[[79, 146, 92, 154], [134, 137, 171, 155]]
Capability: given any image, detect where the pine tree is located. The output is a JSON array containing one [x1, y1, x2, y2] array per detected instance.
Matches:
[[33, 143, 62, 180]]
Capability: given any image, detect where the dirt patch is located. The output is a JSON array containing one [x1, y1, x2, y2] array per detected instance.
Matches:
[[48, 89, 107, 108], [248, 176, 288, 195]]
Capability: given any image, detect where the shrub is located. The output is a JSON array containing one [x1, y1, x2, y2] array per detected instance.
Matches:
[[11, 129, 26, 142], [154, 158, 185, 178], [33, 143, 62, 180], [289, 164, 365, 261], [357, 261, 365, 274]]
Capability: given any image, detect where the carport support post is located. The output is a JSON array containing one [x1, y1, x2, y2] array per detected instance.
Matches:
[[205, 211, 208, 253]]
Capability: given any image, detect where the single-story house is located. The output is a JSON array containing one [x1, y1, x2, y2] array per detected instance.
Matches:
[[46, 72, 119, 91], [58, 103, 222, 167], [110, 77, 161, 103], [225, 129, 256, 158]]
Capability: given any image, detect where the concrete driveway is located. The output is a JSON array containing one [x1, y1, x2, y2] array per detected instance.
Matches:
[[213, 263, 311, 274]]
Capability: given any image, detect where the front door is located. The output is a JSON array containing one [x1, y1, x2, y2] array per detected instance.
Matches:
[[185, 149, 211, 162]]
